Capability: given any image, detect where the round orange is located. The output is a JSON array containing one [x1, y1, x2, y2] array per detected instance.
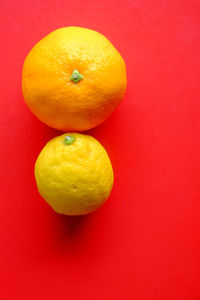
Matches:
[[22, 26, 127, 131]]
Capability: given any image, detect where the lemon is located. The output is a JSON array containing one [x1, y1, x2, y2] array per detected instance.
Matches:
[[34, 133, 114, 215]]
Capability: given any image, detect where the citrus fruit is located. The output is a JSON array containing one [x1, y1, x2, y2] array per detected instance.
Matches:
[[34, 133, 114, 215], [22, 26, 127, 131]]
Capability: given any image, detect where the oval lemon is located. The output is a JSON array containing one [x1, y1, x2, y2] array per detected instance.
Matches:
[[35, 133, 114, 215]]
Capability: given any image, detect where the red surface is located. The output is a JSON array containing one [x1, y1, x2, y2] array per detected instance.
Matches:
[[1, 0, 200, 299]]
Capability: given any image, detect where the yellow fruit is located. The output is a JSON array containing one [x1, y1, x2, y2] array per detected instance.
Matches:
[[34, 133, 114, 215], [22, 26, 127, 131]]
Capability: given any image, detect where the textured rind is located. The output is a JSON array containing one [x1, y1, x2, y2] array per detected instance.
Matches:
[[34, 133, 114, 215], [22, 26, 127, 131]]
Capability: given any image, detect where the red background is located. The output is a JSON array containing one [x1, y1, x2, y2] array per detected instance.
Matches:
[[1, 0, 200, 299]]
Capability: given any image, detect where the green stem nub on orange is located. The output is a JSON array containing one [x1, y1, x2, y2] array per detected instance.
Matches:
[[64, 135, 75, 145], [69, 69, 84, 84]]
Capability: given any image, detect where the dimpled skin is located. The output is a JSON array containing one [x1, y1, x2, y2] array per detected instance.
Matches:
[[34, 133, 114, 215], [22, 27, 127, 131]]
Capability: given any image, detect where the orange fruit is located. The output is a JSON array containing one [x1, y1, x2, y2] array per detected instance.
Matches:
[[22, 26, 127, 131]]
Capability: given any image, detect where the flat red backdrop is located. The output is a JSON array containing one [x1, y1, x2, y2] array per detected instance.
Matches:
[[1, 1, 200, 299]]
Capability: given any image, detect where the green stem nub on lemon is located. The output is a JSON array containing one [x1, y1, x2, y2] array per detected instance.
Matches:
[[64, 135, 75, 145]]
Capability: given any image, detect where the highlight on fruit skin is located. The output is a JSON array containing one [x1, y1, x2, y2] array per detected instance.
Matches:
[[34, 133, 114, 215], [22, 26, 127, 132]]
